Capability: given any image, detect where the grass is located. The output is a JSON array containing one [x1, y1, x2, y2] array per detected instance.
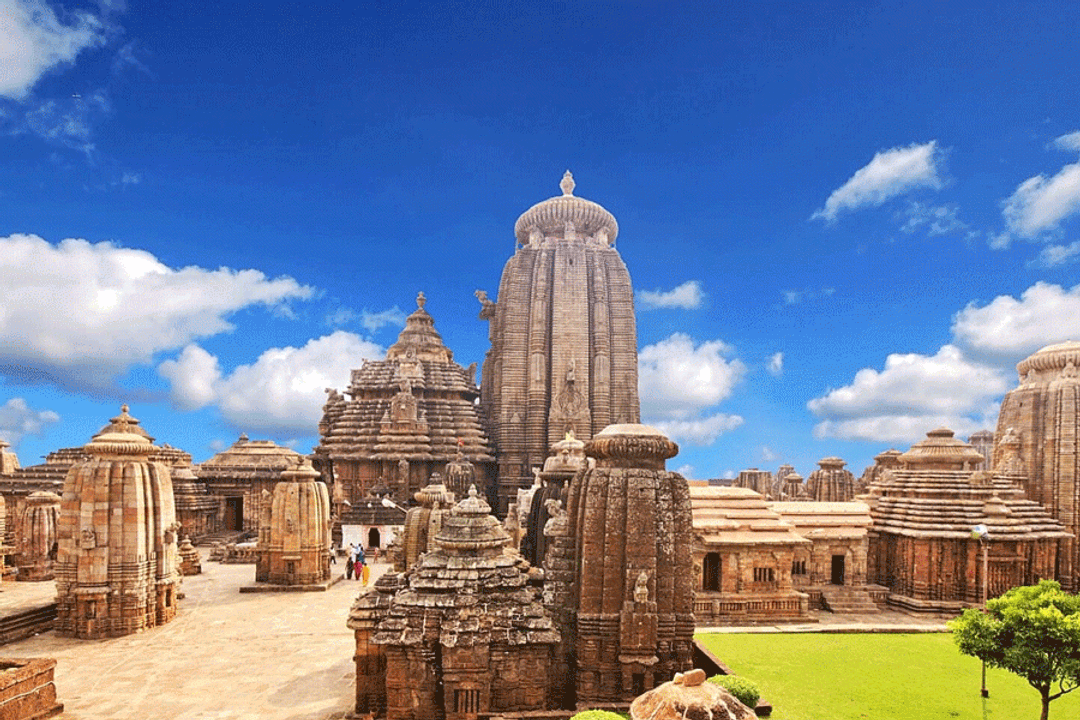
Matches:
[[695, 632, 1080, 720]]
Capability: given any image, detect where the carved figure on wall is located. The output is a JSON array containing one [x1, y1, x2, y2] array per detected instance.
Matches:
[[633, 570, 650, 604]]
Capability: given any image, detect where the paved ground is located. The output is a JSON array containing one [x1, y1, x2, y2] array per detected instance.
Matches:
[[1, 556, 955, 719], [2, 552, 386, 720]]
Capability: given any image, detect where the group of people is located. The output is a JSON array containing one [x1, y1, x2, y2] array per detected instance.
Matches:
[[344, 542, 371, 585]]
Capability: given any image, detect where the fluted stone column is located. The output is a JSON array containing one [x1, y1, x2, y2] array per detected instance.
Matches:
[[16, 491, 60, 581]]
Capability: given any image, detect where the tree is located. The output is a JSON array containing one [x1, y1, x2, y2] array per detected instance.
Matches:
[[948, 580, 1080, 720]]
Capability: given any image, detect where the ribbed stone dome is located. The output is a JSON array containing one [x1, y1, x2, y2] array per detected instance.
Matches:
[[898, 427, 986, 469], [514, 171, 619, 245], [1016, 340, 1080, 377]]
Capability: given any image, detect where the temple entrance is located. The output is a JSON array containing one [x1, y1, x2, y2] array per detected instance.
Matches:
[[224, 497, 243, 531], [368, 527, 381, 548], [703, 552, 721, 591], [831, 554, 846, 585]]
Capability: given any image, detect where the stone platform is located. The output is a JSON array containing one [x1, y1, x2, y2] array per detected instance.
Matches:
[[239, 574, 344, 593], [1, 549, 387, 719]]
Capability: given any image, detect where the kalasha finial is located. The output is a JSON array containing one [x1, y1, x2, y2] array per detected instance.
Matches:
[[560, 170, 575, 196], [416, 291, 426, 309], [120, 404, 130, 415]]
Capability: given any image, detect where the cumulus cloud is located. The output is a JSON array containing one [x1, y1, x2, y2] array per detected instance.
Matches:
[[637, 280, 705, 310], [807, 345, 1006, 444], [812, 141, 944, 222], [1001, 163, 1080, 239], [951, 282, 1080, 361], [767, 352, 784, 377], [1053, 131, 1080, 153], [159, 332, 384, 436], [651, 414, 744, 446], [360, 307, 407, 333], [639, 333, 745, 446], [0, 0, 109, 100], [759, 445, 780, 462], [0, 234, 314, 392], [0, 397, 59, 446]]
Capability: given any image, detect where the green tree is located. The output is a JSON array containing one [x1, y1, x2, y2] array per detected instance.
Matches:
[[948, 580, 1080, 720]]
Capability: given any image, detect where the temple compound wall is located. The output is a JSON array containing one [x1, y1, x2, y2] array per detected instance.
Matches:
[[314, 292, 494, 509], [54, 406, 181, 639], [994, 341, 1080, 590], [865, 427, 1073, 612], [479, 172, 640, 513]]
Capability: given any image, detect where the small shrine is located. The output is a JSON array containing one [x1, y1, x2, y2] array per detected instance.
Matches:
[[15, 491, 60, 582], [54, 406, 181, 639]]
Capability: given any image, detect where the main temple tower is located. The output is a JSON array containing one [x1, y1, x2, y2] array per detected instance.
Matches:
[[478, 172, 640, 512]]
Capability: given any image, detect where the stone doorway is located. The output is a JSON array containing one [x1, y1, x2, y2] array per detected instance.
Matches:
[[702, 552, 721, 591], [368, 527, 381, 548], [224, 497, 244, 531], [831, 554, 846, 585]]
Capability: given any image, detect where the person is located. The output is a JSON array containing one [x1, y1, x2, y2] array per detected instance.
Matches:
[[345, 543, 356, 579], [355, 544, 366, 582]]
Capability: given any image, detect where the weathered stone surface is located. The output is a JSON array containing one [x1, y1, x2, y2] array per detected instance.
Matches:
[[857, 449, 901, 493], [55, 406, 181, 639], [0, 657, 63, 720], [866, 427, 1074, 611], [806, 456, 857, 502], [349, 485, 558, 719], [567, 424, 694, 704], [733, 468, 772, 497], [255, 458, 331, 587], [479, 173, 641, 513], [314, 293, 495, 508], [15, 491, 59, 582], [197, 434, 304, 533], [994, 341, 1080, 590], [629, 669, 755, 720]]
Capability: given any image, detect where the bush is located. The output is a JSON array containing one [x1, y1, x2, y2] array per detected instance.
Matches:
[[570, 711, 625, 720], [707, 674, 760, 708]]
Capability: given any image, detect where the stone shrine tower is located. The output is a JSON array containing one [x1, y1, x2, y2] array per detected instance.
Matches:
[[566, 424, 694, 703], [806, 457, 857, 501], [994, 341, 1080, 588], [257, 458, 331, 587], [55, 406, 181, 639], [478, 172, 640, 512], [16, 491, 60, 581], [315, 293, 494, 506]]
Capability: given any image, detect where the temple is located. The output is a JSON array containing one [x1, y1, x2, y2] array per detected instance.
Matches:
[[314, 292, 494, 507], [478, 172, 640, 512], [993, 340, 1080, 589]]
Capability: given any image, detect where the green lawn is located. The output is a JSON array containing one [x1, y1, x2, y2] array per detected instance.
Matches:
[[695, 632, 1080, 720]]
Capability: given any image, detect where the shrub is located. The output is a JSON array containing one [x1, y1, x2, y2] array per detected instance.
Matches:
[[708, 674, 760, 708], [569, 711, 625, 720]]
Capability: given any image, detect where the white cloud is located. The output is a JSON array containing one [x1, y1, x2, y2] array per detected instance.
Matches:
[[637, 280, 705, 310], [159, 332, 384, 436], [1053, 131, 1080, 153], [759, 445, 780, 462], [782, 288, 834, 305], [0, 234, 314, 392], [767, 352, 784, 377], [652, 414, 744, 446], [0, 1, 109, 100], [807, 345, 1006, 444], [951, 282, 1080, 361], [1031, 241, 1080, 268], [1001, 163, 1080, 239], [812, 141, 944, 222], [639, 333, 745, 446], [0, 397, 59, 446], [639, 333, 745, 419], [674, 463, 695, 479], [899, 202, 967, 236]]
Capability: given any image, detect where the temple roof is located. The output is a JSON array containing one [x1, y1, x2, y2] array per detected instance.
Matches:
[[769, 501, 872, 540], [897, 427, 986, 470], [197, 434, 304, 480], [690, 485, 809, 546], [1016, 339, 1080, 377], [85, 405, 156, 456], [385, 292, 453, 363], [513, 171, 619, 245]]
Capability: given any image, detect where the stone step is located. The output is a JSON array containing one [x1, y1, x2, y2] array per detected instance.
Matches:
[[820, 587, 880, 614]]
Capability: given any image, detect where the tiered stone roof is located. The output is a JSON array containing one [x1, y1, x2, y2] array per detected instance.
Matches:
[[316, 293, 493, 465], [197, 434, 304, 481], [769, 500, 872, 541], [866, 428, 1070, 541], [691, 486, 810, 547]]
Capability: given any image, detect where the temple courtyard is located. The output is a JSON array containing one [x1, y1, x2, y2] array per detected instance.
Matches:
[[0, 550, 972, 720]]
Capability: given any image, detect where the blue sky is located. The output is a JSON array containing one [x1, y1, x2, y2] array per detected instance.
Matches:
[[3, 1, 1080, 482]]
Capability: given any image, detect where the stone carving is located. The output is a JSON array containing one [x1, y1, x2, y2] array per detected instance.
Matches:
[[313, 292, 495, 507], [255, 458, 331, 588], [805, 457, 857, 501], [55, 406, 181, 639], [633, 570, 650, 604], [480, 173, 640, 513], [15, 491, 61, 581], [995, 341, 1080, 590]]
